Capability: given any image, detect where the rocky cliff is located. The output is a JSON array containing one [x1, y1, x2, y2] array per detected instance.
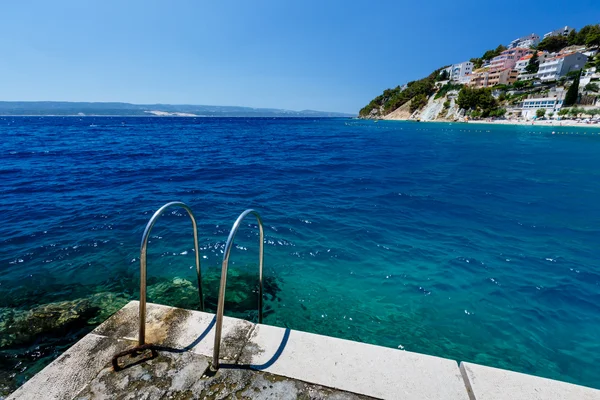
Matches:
[[382, 90, 464, 122]]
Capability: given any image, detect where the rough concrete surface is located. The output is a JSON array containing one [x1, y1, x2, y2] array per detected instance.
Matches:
[[8, 302, 600, 400], [6, 334, 130, 400]]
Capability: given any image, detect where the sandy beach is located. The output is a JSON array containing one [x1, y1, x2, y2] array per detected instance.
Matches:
[[466, 118, 600, 128]]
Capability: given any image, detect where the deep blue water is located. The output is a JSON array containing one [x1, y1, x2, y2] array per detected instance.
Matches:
[[1, 117, 599, 393]]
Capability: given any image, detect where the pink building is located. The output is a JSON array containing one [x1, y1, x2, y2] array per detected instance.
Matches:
[[489, 48, 531, 71]]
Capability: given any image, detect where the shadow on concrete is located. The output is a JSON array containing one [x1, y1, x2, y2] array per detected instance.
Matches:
[[152, 315, 217, 354], [220, 327, 290, 371], [112, 316, 217, 372]]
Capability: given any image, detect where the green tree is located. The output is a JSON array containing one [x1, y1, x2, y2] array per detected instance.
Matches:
[[537, 36, 569, 52], [435, 82, 464, 99], [564, 71, 581, 106], [525, 52, 539, 74], [558, 108, 570, 116], [566, 69, 583, 79], [569, 107, 584, 117], [585, 82, 599, 92], [481, 45, 507, 61], [456, 86, 498, 117], [586, 32, 600, 48], [536, 109, 546, 118], [489, 108, 506, 118], [576, 25, 600, 46], [470, 58, 483, 69], [457, 86, 479, 110], [410, 93, 428, 113], [359, 69, 442, 117], [438, 69, 450, 81], [513, 80, 527, 89], [567, 29, 578, 46]]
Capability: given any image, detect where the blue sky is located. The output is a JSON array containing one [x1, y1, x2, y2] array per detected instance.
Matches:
[[1, 1, 598, 114]]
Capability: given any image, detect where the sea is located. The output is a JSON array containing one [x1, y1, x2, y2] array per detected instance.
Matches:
[[1, 116, 599, 394]]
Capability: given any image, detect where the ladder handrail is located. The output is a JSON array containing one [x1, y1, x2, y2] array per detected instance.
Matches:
[[212, 209, 264, 370], [139, 201, 203, 346]]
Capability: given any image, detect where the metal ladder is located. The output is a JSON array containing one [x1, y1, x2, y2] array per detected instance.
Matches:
[[211, 209, 264, 370], [133, 203, 264, 371], [138, 201, 204, 346]]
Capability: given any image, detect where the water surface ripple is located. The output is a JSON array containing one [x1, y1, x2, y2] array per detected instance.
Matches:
[[1, 117, 599, 392]]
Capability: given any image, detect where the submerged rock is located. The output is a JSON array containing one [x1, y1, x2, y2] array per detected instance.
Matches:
[[0, 292, 128, 349], [145, 267, 282, 320]]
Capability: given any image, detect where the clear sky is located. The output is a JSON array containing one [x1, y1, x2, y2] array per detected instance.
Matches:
[[1, 1, 599, 114]]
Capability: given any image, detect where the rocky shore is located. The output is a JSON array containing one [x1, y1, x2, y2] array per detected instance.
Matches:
[[0, 268, 282, 397]]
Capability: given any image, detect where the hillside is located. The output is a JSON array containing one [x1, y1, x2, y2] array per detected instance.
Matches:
[[0, 101, 353, 117], [360, 23, 600, 121]]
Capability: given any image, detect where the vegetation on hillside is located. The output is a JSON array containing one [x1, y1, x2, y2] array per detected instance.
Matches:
[[435, 82, 464, 99], [437, 69, 450, 81], [359, 23, 600, 120], [470, 45, 507, 69], [410, 94, 429, 113], [564, 71, 581, 106], [537, 36, 569, 52], [456, 86, 505, 118], [537, 25, 600, 52], [358, 69, 441, 117], [525, 52, 539, 74]]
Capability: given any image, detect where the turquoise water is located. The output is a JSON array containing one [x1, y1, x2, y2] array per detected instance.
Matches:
[[1, 117, 599, 393]]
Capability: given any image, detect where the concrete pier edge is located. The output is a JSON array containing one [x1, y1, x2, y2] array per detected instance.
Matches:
[[7, 301, 600, 400]]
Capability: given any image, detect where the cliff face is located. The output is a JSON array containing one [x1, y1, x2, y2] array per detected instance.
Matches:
[[382, 90, 463, 122], [381, 101, 412, 120]]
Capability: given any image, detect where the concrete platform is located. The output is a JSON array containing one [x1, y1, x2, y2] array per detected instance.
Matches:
[[461, 362, 600, 400], [7, 301, 600, 399]]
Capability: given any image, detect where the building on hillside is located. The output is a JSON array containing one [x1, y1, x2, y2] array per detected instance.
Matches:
[[543, 26, 574, 39], [469, 70, 489, 88], [514, 52, 551, 74], [458, 75, 472, 84], [450, 61, 473, 82], [487, 69, 518, 87], [537, 52, 588, 82], [509, 33, 540, 49], [580, 67, 600, 87], [518, 89, 566, 119], [490, 48, 531, 71], [468, 68, 517, 88], [517, 73, 537, 81], [515, 52, 553, 80]]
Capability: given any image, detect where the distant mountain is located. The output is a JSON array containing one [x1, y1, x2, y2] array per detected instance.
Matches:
[[0, 101, 354, 117]]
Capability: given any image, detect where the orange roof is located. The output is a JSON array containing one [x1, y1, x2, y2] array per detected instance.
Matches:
[[518, 52, 544, 61], [553, 52, 578, 59]]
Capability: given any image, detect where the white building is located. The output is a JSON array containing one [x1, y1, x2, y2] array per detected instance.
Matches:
[[580, 67, 600, 87], [458, 75, 472, 84], [509, 33, 540, 49], [537, 52, 588, 82], [515, 52, 552, 79], [543, 26, 574, 40], [450, 61, 473, 82], [520, 89, 566, 120]]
